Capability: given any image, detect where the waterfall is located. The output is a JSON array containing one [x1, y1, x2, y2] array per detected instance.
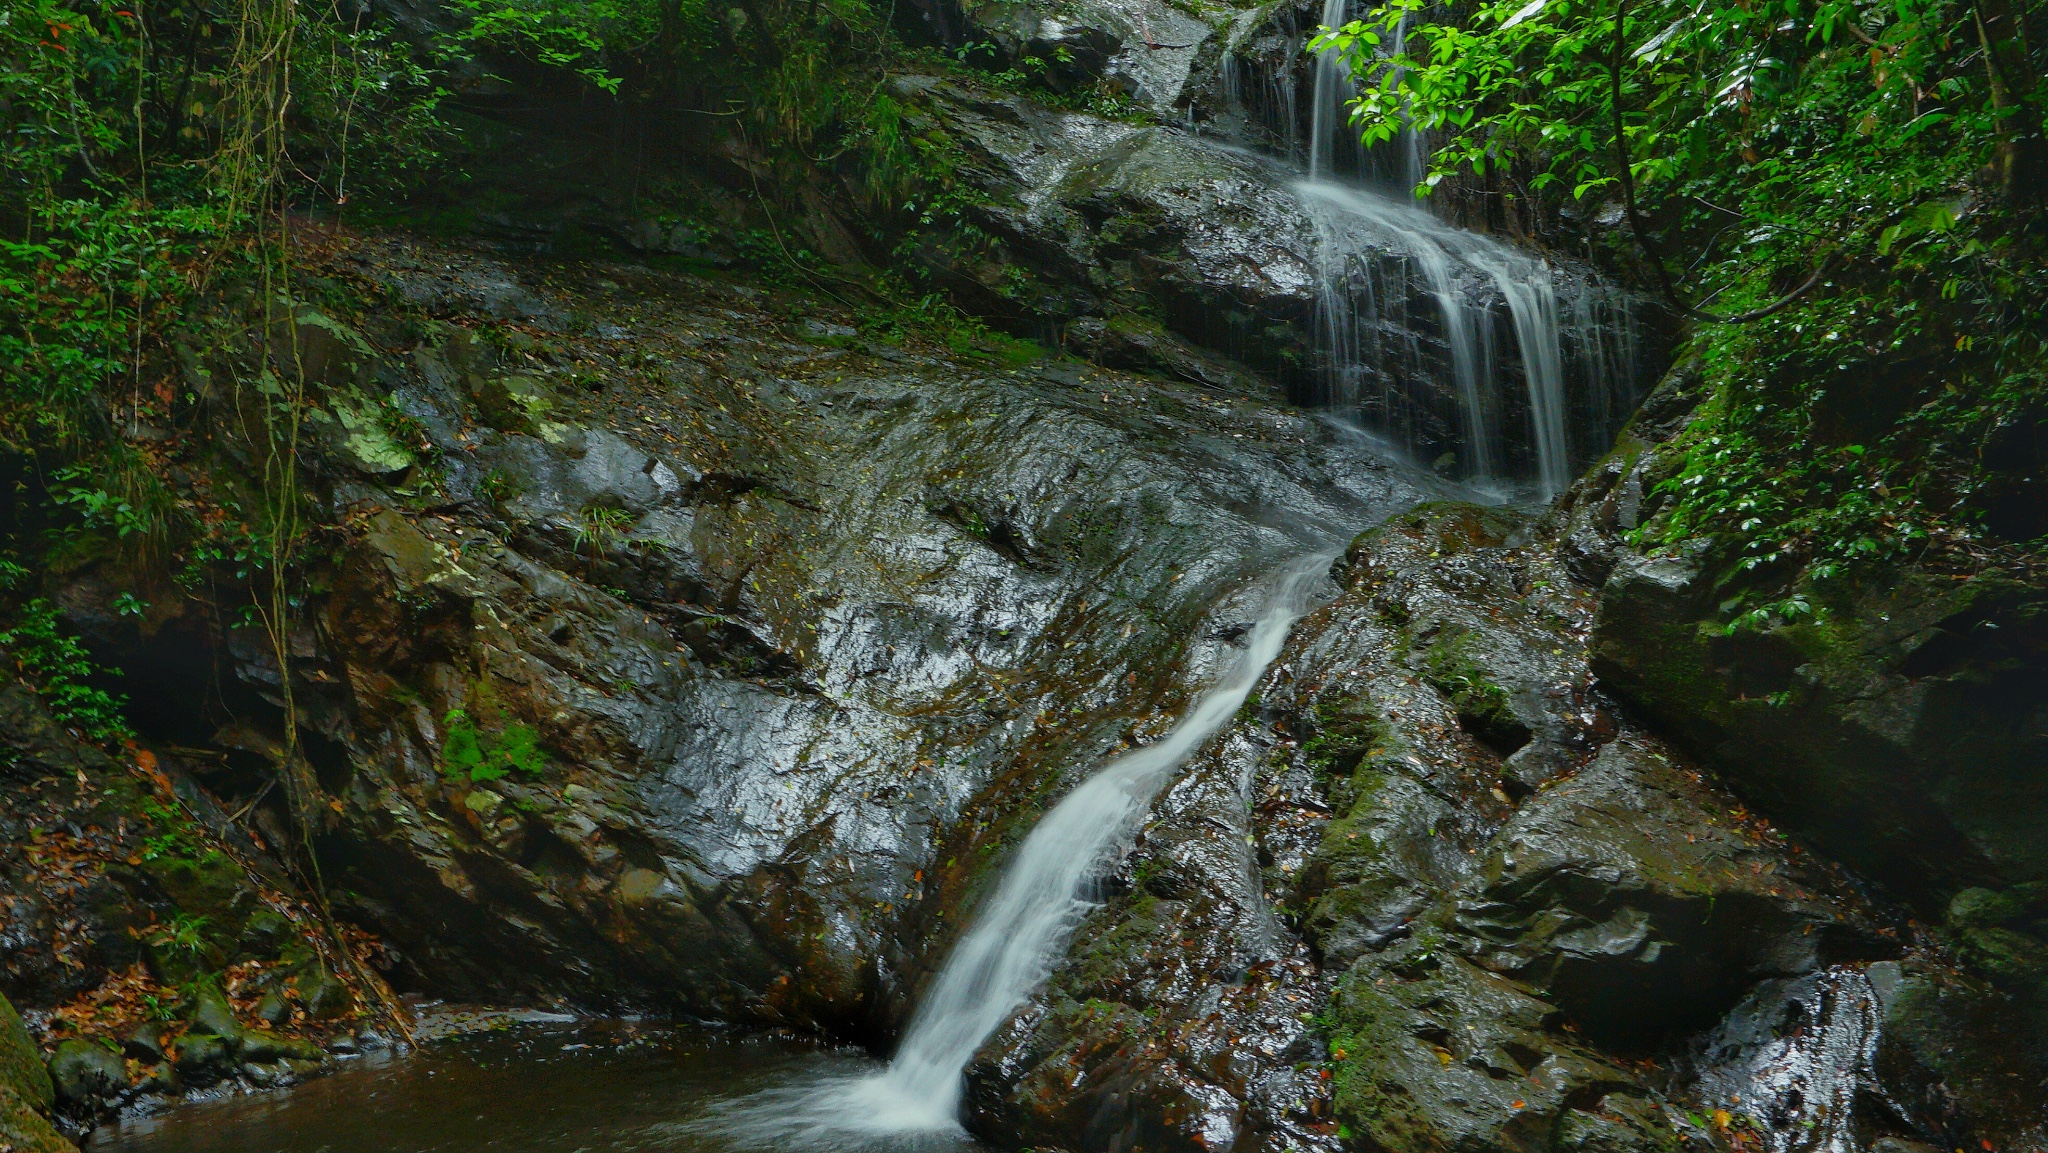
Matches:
[[1474, 255, 1569, 496], [1306, 0, 1354, 180], [1288, 2, 1638, 497], [1305, 183, 1496, 478], [1298, 180, 1595, 492], [698, 554, 1336, 1144], [1308, 0, 1421, 191]]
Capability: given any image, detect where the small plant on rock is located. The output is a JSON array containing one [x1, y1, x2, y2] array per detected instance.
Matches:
[[441, 709, 548, 783], [575, 504, 635, 565]]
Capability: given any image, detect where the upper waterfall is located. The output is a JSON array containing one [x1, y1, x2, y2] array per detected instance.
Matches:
[[1219, 7, 1643, 498]]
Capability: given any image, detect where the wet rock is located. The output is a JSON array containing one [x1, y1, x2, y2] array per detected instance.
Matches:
[[0, 1081, 74, 1153], [1867, 959, 2048, 1147], [172, 1033, 235, 1086], [1455, 737, 1886, 1045], [0, 993, 68, 1153], [896, 75, 1323, 366], [121, 1021, 174, 1063], [1130, 499, 1940, 1152], [240, 1062, 290, 1088], [249, 230, 1440, 1031], [238, 1029, 325, 1064], [1325, 937, 1675, 1153], [47, 1039, 128, 1108], [1590, 539, 2048, 916], [183, 982, 242, 1044], [133, 1062, 182, 1097], [955, 0, 1214, 113], [252, 988, 292, 1027], [296, 968, 355, 1021]]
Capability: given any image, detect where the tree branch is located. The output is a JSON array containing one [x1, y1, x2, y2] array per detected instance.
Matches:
[[1609, 0, 1833, 323]]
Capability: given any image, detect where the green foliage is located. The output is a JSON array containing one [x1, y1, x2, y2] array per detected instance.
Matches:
[[575, 503, 635, 562], [0, 599, 131, 742], [440, 708, 547, 782], [478, 468, 519, 504], [136, 795, 206, 861], [444, 0, 647, 93], [1320, 0, 2011, 230], [143, 913, 213, 961], [1318, 0, 2047, 602]]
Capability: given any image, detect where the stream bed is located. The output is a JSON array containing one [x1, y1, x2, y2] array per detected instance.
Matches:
[[87, 1022, 978, 1153]]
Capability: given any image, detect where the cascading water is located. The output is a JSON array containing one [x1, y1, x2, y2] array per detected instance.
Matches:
[[1230, 0, 1630, 496], [1306, 0, 1422, 190], [1306, 0, 1355, 181], [697, 554, 1337, 1146], [1296, 180, 1606, 495]]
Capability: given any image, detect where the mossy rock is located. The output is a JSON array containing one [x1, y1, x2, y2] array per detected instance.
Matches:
[[1592, 551, 2048, 918], [182, 981, 242, 1043], [1419, 628, 1530, 754], [0, 1081, 75, 1153], [47, 1039, 127, 1107], [237, 1029, 324, 1064], [138, 850, 259, 950], [1351, 501, 1522, 564], [294, 968, 355, 1021], [1324, 937, 1673, 1153], [0, 993, 53, 1113], [1300, 696, 1385, 807], [172, 1033, 235, 1086]]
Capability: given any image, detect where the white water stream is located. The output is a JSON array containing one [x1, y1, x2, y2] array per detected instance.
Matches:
[[1288, 9, 1636, 497], [1297, 180, 1583, 493], [699, 554, 1337, 1145]]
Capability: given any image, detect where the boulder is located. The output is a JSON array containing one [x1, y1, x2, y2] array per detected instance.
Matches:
[[237, 1029, 325, 1064], [1454, 737, 1886, 1045], [1591, 551, 2048, 916], [121, 1021, 173, 1063], [0, 994, 69, 1152], [1326, 938, 1682, 1153], [183, 981, 242, 1043], [252, 988, 292, 1027], [0, 1081, 74, 1153], [46, 1039, 127, 1108], [295, 968, 355, 1021], [172, 1032, 235, 1086]]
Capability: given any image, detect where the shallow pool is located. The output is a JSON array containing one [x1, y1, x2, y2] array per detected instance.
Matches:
[[87, 1021, 980, 1153]]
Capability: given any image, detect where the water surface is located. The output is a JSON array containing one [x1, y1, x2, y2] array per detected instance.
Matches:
[[90, 1022, 979, 1153]]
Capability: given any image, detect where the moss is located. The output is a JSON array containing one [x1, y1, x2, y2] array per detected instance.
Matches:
[[0, 993, 53, 1114], [1419, 628, 1527, 753], [1322, 937, 1674, 1153], [0, 1081, 73, 1153], [1362, 501, 1521, 557], [1302, 697, 1385, 811]]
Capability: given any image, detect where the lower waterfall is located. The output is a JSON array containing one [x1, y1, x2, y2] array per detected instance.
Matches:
[[698, 552, 1338, 1145]]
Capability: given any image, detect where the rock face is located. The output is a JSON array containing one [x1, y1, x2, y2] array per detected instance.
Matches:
[[24, 220, 2040, 1151], [1552, 366, 2048, 926], [959, 499, 1978, 1153], [62, 230, 1440, 1040], [0, 620, 376, 1128], [1545, 370, 2048, 1152], [1590, 540, 2048, 911]]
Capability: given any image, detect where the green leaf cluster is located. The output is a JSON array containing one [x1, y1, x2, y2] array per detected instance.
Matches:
[[0, 598, 132, 742]]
